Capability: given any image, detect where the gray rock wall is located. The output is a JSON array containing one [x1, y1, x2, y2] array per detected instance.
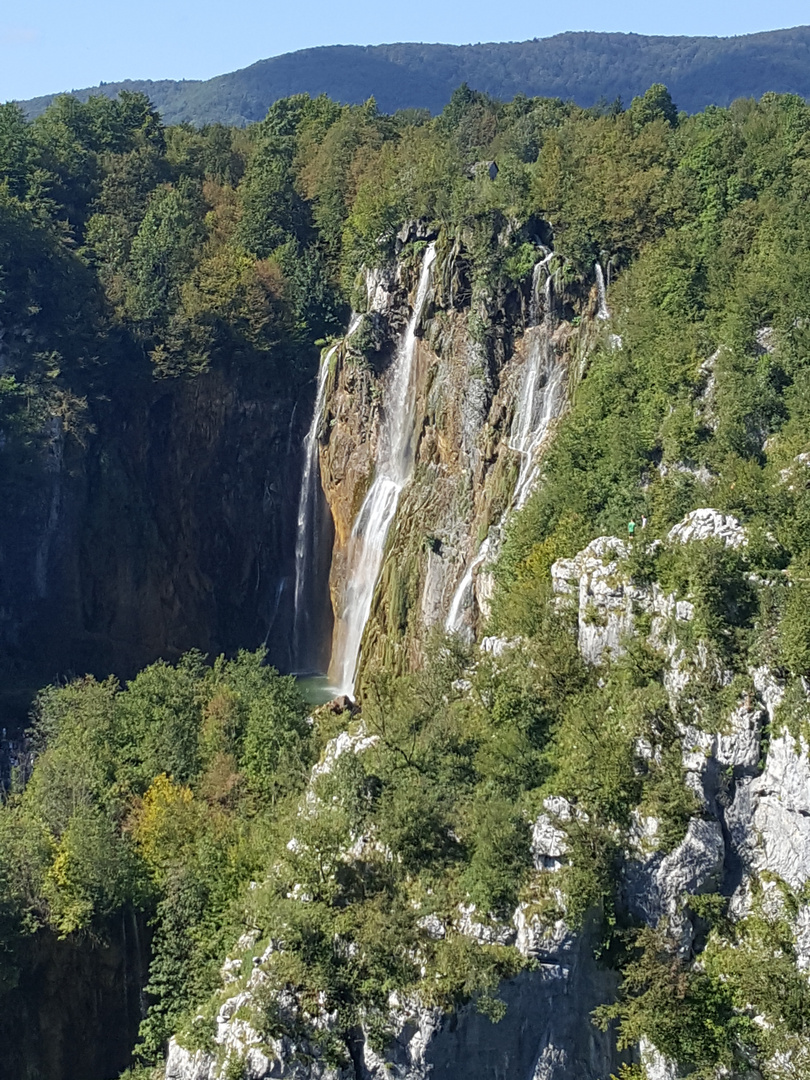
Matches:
[[0, 913, 150, 1080], [411, 943, 620, 1080]]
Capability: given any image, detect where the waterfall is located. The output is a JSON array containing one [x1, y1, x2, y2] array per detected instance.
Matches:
[[330, 243, 437, 695], [445, 255, 568, 638], [596, 261, 622, 348], [510, 272, 567, 510], [444, 535, 492, 639], [529, 248, 553, 324], [292, 315, 363, 672], [595, 262, 610, 320], [292, 344, 336, 671], [285, 400, 298, 457], [130, 907, 147, 1018]]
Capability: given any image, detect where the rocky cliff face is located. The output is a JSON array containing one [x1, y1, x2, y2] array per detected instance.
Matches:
[[164, 723, 624, 1080], [165, 952, 620, 1080], [551, 509, 810, 1077], [317, 233, 598, 688], [0, 913, 150, 1080], [0, 360, 306, 725], [166, 506, 810, 1080], [13, 230, 810, 1080]]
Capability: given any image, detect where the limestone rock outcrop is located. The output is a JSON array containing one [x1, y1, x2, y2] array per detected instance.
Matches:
[[165, 727, 623, 1080], [552, 518, 810, 1078], [317, 240, 586, 685]]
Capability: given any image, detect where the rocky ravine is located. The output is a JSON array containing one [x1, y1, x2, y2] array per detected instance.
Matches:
[[166, 508, 810, 1080], [0, 361, 304, 724]]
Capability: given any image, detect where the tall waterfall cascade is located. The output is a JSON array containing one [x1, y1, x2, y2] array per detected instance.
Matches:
[[292, 345, 337, 671], [292, 316, 361, 673], [330, 243, 437, 695], [510, 272, 567, 511], [445, 256, 567, 638]]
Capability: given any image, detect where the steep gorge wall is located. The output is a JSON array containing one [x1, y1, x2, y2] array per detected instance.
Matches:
[[318, 234, 598, 687], [0, 360, 306, 725], [165, 507, 810, 1080], [0, 914, 151, 1080], [132, 239, 810, 1080]]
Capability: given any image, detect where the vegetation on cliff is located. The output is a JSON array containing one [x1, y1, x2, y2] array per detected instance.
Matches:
[[4, 81, 810, 1078]]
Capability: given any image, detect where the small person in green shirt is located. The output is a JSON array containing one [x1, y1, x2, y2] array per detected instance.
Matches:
[[628, 519, 636, 537]]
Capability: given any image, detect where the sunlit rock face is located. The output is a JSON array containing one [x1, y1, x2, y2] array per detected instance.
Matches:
[[317, 238, 596, 691], [164, 714, 623, 1080], [551, 518, 810, 1078]]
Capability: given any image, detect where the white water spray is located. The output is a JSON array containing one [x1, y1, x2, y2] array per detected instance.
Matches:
[[330, 243, 437, 694], [292, 344, 336, 669], [509, 272, 567, 510], [529, 248, 553, 323], [292, 316, 361, 671], [445, 256, 567, 637], [595, 262, 610, 320], [444, 535, 492, 641]]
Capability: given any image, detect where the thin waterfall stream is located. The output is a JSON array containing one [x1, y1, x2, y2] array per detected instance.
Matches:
[[329, 243, 437, 695], [292, 344, 336, 671], [292, 315, 361, 674], [509, 272, 567, 511], [445, 255, 567, 638], [444, 535, 493, 636], [595, 261, 610, 320]]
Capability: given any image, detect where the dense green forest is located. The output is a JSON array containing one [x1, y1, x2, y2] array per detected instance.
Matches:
[[4, 82, 810, 1077], [18, 26, 810, 127]]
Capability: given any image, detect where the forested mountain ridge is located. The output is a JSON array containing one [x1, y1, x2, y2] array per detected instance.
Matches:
[[5, 81, 810, 1080], [16, 26, 810, 126]]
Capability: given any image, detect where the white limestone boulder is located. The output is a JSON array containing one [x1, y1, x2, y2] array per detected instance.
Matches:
[[667, 508, 747, 549]]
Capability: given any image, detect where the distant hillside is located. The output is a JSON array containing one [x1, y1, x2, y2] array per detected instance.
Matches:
[[17, 27, 810, 125]]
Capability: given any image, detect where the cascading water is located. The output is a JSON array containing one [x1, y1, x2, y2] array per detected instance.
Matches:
[[444, 535, 492, 640], [445, 255, 567, 637], [529, 248, 554, 323], [595, 262, 610, 320], [509, 271, 567, 510], [292, 318, 361, 673], [595, 260, 623, 350], [329, 243, 437, 695], [292, 345, 335, 671]]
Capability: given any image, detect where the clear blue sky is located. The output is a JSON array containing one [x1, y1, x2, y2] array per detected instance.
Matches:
[[2, 0, 808, 102]]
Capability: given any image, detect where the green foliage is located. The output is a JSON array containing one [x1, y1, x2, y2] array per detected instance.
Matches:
[[776, 563, 810, 677], [657, 539, 756, 658], [237, 662, 311, 801], [702, 887, 810, 1068], [0, 104, 32, 197], [595, 925, 755, 1076], [8, 84, 810, 1076], [627, 85, 678, 130], [0, 648, 313, 1058], [599, 886, 810, 1076], [116, 1067, 164, 1080], [127, 179, 203, 325]]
